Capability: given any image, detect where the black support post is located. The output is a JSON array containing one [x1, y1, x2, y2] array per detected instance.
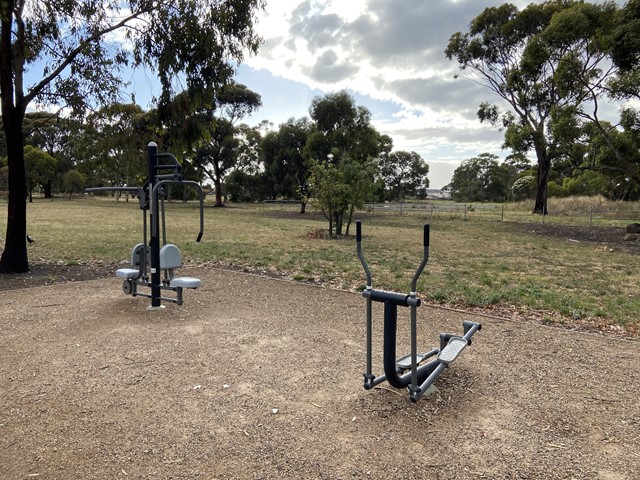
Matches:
[[147, 142, 162, 309]]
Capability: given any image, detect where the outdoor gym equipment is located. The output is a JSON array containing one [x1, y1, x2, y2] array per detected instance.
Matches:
[[356, 220, 481, 403], [86, 142, 204, 309]]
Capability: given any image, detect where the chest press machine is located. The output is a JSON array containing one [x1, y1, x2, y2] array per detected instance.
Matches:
[[86, 142, 204, 309], [356, 221, 481, 403]]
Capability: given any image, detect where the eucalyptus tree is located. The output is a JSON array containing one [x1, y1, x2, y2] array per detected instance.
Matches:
[[0, 0, 265, 273], [62, 170, 87, 200], [23, 146, 56, 202], [194, 82, 262, 207], [306, 91, 382, 236], [234, 123, 264, 176], [609, 0, 640, 100], [22, 112, 85, 197], [260, 117, 313, 212], [540, 2, 637, 190], [448, 153, 510, 202], [446, 1, 619, 214], [82, 103, 149, 197], [378, 150, 429, 201]]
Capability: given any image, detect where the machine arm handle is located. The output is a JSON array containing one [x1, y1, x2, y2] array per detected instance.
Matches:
[[187, 181, 205, 243], [151, 180, 204, 243], [356, 221, 372, 288], [410, 224, 430, 294]]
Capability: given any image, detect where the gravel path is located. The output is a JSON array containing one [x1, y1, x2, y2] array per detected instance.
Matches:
[[1, 267, 639, 479]]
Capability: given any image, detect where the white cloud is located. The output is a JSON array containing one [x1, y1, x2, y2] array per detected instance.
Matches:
[[239, 0, 626, 187], [241, 0, 522, 187], [245, 1, 508, 123]]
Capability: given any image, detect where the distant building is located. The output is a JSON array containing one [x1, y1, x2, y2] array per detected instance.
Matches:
[[424, 189, 451, 200]]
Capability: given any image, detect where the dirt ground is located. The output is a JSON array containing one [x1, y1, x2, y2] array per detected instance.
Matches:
[[512, 222, 640, 255], [1, 264, 639, 479]]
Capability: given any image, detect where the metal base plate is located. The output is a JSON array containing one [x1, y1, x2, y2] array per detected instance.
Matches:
[[438, 337, 468, 364], [146, 305, 167, 312], [396, 353, 427, 370]]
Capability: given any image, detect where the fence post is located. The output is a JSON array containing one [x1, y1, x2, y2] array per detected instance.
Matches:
[[502, 204, 504, 222], [589, 208, 592, 227], [464, 204, 467, 220]]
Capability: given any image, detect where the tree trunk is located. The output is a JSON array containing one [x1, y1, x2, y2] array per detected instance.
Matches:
[[214, 176, 224, 207], [532, 146, 550, 215], [345, 204, 356, 235], [0, 115, 29, 273], [43, 181, 53, 199], [298, 182, 308, 214], [209, 161, 226, 207], [335, 212, 344, 236], [0, 3, 29, 273]]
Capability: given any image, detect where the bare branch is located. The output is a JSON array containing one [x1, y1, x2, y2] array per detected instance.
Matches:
[[23, 7, 153, 108]]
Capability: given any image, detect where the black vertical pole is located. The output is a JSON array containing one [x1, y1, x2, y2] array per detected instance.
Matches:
[[147, 142, 162, 308], [383, 301, 405, 389]]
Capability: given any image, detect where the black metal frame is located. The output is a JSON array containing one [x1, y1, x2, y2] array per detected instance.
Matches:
[[86, 142, 204, 308], [356, 220, 481, 403]]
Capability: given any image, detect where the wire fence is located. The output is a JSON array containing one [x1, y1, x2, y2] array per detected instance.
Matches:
[[364, 202, 640, 227], [257, 200, 640, 228]]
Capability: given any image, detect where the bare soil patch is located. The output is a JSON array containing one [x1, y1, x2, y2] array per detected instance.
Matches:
[[0, 262, 116, 291], [1, 267, 639, 479], [512, 222, 640, 255]]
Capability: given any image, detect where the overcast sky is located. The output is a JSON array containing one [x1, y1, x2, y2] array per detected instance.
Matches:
[[209, 0, 628, 189], [34, 0, 625, 189], [231, 0, 532, 188], [128, 0, 525, 188]]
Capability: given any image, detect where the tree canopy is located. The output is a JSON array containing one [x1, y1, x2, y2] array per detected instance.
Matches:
[[446, 0, 636, 214], [194, 83, 263, 207], [448, 153, 513, 203], [306, 91, 383, 236], [0, 0, 265, 273], [23, 145, 56, 202], [378, 151, 429, 201], [260, 118, 313, 212]]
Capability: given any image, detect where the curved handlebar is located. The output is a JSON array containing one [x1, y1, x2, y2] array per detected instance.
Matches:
[[356, 220, 430, 295], [154, 152, 180, 165], [356, 221, 372, 288], [410, 224, 430, 293], [151, 180, 204, 243]]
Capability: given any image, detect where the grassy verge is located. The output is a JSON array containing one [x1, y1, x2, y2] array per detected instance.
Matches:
[[1, 197, 639, 334]]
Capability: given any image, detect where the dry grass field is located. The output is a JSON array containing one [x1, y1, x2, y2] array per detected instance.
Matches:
[[2, 197, 639, 334]]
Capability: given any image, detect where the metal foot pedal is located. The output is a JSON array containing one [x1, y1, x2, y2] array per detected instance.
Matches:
[[396, 353, 427, 371], [437, 337, 468, 364]]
